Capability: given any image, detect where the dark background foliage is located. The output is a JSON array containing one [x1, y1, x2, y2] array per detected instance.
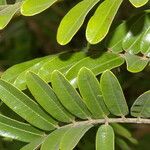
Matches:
[[0, 0, 149, 149]]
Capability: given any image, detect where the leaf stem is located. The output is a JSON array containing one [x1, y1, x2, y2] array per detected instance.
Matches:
[[60, 118, 150, 128]]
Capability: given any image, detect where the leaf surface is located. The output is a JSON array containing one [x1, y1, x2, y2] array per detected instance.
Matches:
[[57, 0, 100, 45], [60, 124, 93, 150], [129, 0, 149, 7], [41, 127, 70, 150], [66, 52, 124, 87], [124, 53, 148, 73], [0, 114, 45, 143], [78, 67, 109, 118], [122, 13, 150, 54], [0, 79, 58, 131], [86, 0, 123, 44], [21, 0, 57, 16], [100, 70, 129, 116], [0, 2, 22, 29], [51, 70, 91, 119], [26, 72, 74, 123], [20, 137, 46, 150], [131, 90, 150, 118], [140, 26, 150, 56], [38, 51, 87, 82], [96, 124, 114, 150], [105, 22, 126, 53], [13, 56, 53, 90], [1, 56, 49, 83]]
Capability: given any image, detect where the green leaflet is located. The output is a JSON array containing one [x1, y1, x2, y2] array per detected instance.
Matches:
[[100, 70, 129, 116], [13, 56, 53, 90], [57, 0, 100, 45], [66, 52, 124, 87], [0, 79, 58, 131], [41, 127, 70, 150], [105, 22, 126, 53], [20, 137, 46, 150], [140, 26, 150, 56], [116, 138, 131, 150], [21, 0, 57, 16], [0, 114, 44, 143], [129, 0, 149, 7], [26, 72, 74, 123], [124, 53, 149, 73], [0, 2, 22, 29], [86, 0, 123, 44], [111, 124, 137, 144], [38, 51, 87, 82], [60, 124, 93, 150], [131, 90, 150, 118], [1, 56, 50, 83], [122, 13, 150, 54], [96, 124, 114, 150], [77, 67, 109, 118], [51, 70, 91, 119]]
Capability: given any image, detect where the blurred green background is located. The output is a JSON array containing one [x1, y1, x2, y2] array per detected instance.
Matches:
[[0, 0, 150, 149]]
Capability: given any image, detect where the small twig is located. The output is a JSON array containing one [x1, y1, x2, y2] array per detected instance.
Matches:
[[59, 118, 150, 128]]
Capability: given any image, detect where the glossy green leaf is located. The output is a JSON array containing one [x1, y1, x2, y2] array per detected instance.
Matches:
[[105, 22, 126, 53], [51, 70, 91, 119], [140, 26, 150, 56], [124, 53, 148, 73], [66, 52, 124, 87], [26, 72, 74, 123], [0, 2, 21, 29], [21, 0, 57, 16], [41, 127, 70, 150], [13, 56, 53, 90], [129, 0, 149, 7], [60, 124, 93, 150], [78, 67, 109, 118], [131, 90, 150, 118], [122, 13, 150, 54], [0, 114, 45, 143], [96, 124, 114, 150], [0, 79, 58, 131], [1, 56, 49, 83], [100, 70, 129, 116], [86, 0, 123, 44], [38, 51, 87, 82], [57, 0, 100, 45]]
